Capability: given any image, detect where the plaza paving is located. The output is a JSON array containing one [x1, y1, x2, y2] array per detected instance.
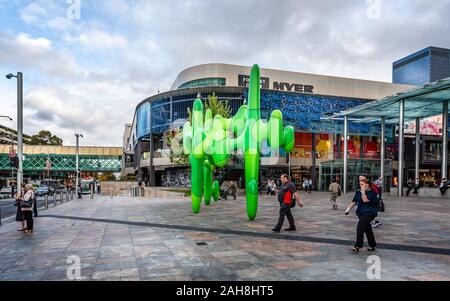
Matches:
[[0, 191, 449, 281]]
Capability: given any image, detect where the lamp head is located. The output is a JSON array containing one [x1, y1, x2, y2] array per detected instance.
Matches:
[[6, 73, 15, 80]]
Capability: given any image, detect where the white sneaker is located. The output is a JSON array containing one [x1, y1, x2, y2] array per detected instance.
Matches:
[[372, 221, 382, 228]]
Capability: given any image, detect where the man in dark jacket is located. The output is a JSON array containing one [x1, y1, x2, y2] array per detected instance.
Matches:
[[272, 174, 303, 233]]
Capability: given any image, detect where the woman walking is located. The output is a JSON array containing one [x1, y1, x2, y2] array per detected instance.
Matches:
[[345, 178, 379, 253]]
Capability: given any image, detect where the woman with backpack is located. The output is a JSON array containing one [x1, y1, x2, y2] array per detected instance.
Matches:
[[345, 177, 379, 253]]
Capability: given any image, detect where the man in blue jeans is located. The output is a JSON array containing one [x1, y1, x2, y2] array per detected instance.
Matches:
[[272, 174, 303, 233]]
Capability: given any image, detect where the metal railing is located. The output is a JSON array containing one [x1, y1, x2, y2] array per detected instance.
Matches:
[[0, 189, 93, 226], [130, 187, 143, 197]]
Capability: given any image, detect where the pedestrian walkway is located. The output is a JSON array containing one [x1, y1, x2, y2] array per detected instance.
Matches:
[[0, 193, 449, 281]]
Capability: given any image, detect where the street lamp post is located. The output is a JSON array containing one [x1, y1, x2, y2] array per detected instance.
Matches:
[[0, 116, 13, 194], [75, 133, 83, 197], [6, 72, 23, 191]]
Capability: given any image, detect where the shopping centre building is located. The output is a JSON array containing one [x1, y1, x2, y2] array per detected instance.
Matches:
[[123, 46, 450, 192], [123, 62, 419, 191]]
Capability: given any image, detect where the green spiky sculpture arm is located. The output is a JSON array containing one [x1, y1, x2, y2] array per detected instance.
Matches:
[[182, 64, 294, 220]]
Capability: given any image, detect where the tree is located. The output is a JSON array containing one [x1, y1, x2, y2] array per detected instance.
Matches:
[[187, 93, 232, 124], [98, 173, 116, 181], [29, 130, 63, 145], [169, 93, 232, 164]]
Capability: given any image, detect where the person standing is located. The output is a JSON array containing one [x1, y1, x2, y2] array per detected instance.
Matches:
[[19, 184, 35, 234], [345, 178, 379, 253], [371, 176, 383, 229], [302, 179, 309, 194], [374, 177, 383, 199], [266, 179, 272, 195], [272, 174, 303, 233], [413, 178, 420, 194], [14, 184, 26, 232], [329, 178, 341, 210], [308, 178, 313, 194], [270, 180, 277, 196], [406, 179, 414, 196], [439, 178, 448, 197], [77, 183, 82, 199], [32, 189, 38, 218]]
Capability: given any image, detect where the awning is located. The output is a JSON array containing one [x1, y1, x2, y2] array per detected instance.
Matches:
[[323, 77, 450, 124]]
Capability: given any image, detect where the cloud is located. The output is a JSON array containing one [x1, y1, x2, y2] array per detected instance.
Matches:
[[64, 28, 128, 50], [22, 77, 147, 146], [0, 32, 81, 79], [2, 0, 449, 147], [20, 2, 48, 24]]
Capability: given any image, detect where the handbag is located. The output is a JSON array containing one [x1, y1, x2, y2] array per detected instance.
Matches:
[[378, 199, 385, 212], [20, 198, 34, 208], [19, 191, 34, 208]]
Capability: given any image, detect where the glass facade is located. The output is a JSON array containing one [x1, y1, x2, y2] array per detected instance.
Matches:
[[135, 91, 244, 140], [319, 159, 393, 192], [133, 89, 385, 144], [393, 47, 450, 86], [255, 90, 382, 136], [178, 78, 226, 89]]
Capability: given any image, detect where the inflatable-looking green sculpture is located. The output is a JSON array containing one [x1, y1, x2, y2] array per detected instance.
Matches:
[[182, 64, 294, 221]]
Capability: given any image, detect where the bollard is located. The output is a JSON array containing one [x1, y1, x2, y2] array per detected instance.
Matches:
[[53, 193, 57, 206], [90, 186, 94, 199], [70, 190, 74, 200], [66, 192, 69, 202], [60, 192, 64, 204], [0, 205, 2, 226], [45, 194, 49, 209]]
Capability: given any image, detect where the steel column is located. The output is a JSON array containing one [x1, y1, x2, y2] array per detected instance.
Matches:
[[380, 117, 386, 189], [398, 99, 405, 197], [442, 100, 448, 180], [343, 116, 349, 194], [415, 117, 421, 181], [17, 72, 23, 189]]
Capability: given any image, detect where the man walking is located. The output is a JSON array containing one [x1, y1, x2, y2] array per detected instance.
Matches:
[[229, 181, 237, 200], [329, 178, 341, 210], [272, 174, 303, 233]]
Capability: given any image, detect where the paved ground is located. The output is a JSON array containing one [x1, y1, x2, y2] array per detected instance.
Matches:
[[0, 192, 449, 281]]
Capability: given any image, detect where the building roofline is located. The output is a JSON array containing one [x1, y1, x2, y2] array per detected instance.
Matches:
[[172, 63, 412, 90], [393, 46, 450, 66]]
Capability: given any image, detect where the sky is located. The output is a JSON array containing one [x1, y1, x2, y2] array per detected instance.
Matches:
[[0, 0, 449, 147]]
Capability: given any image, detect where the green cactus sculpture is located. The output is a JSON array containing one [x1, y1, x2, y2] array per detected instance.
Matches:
[[182, 64, 294, 220]]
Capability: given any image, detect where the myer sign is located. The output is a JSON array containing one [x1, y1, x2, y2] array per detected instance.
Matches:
[[238, 75, 314, 94]]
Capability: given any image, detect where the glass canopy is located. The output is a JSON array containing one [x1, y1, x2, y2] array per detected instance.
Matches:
[[324, 77, 450, 124]]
